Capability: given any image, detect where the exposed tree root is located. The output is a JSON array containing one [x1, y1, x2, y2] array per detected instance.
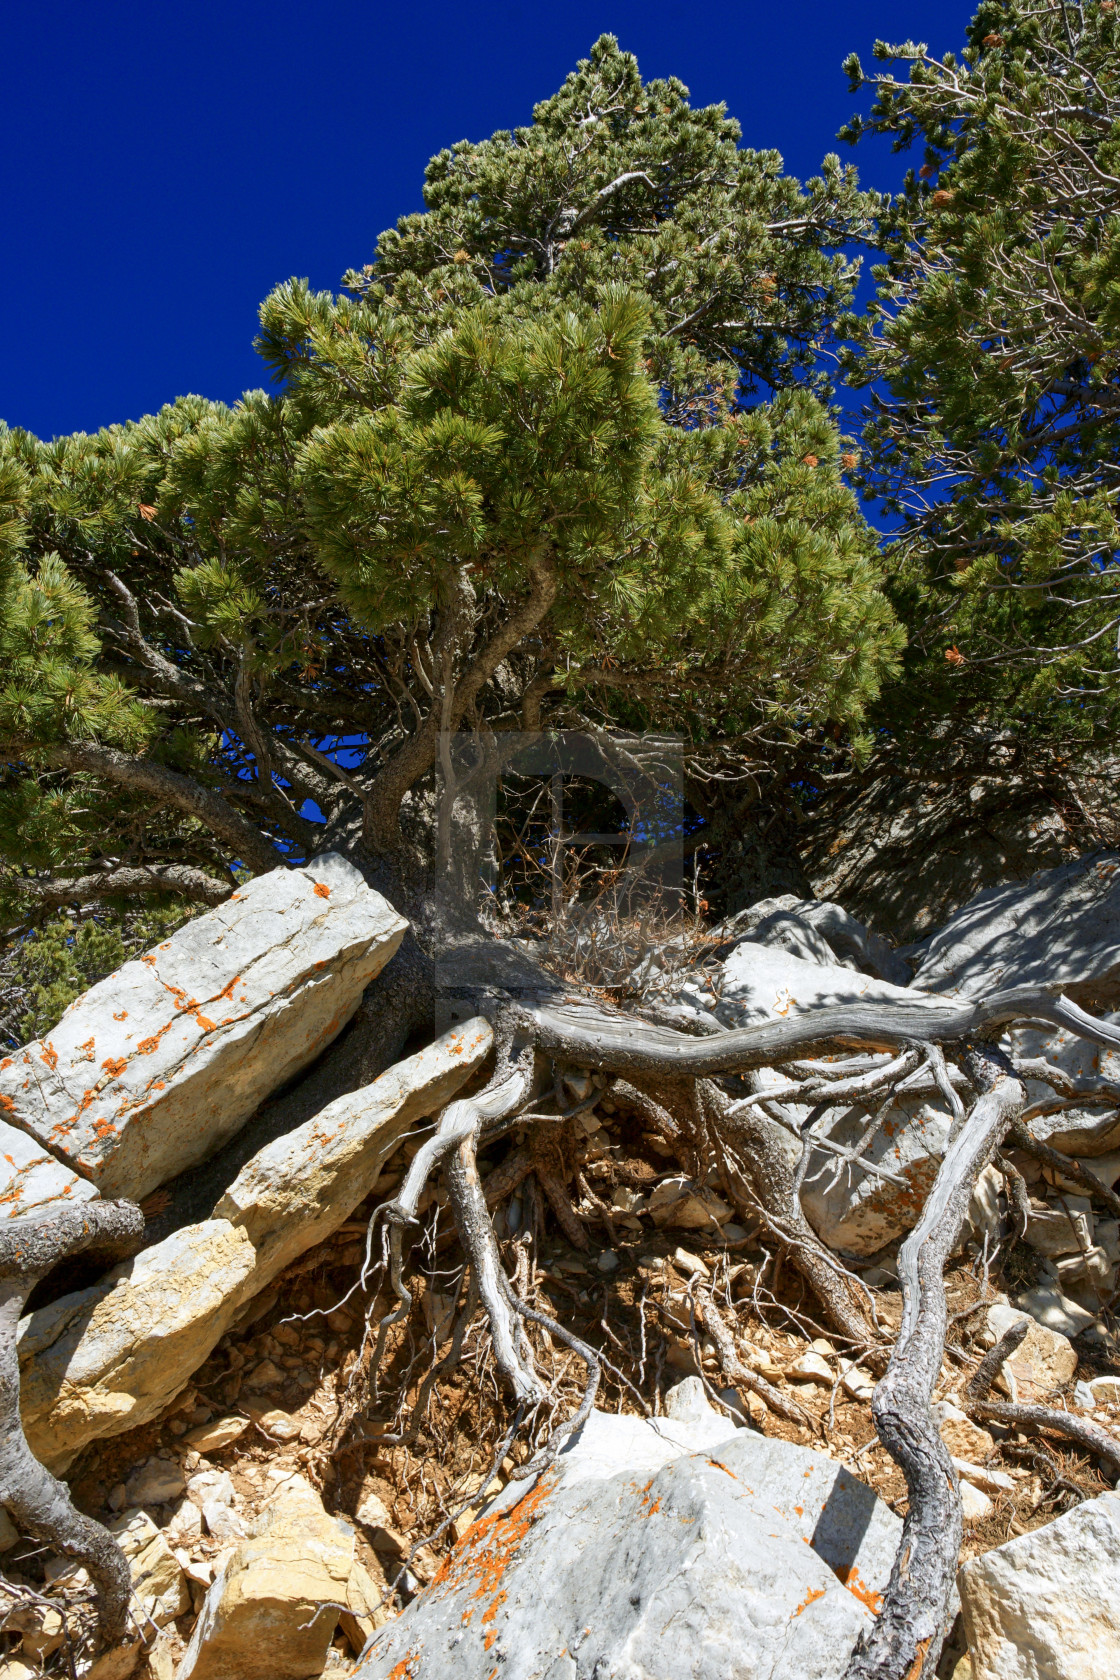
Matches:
[[1005, 1118, 1120, 1220], [965, 1319, 1120, 1479], [0, 1201, 146, 1647], [843, 1044, 1026, 1680]]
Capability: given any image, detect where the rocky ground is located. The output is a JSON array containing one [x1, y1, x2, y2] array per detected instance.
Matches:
[[3, 1088, 1118, 1677], [3, 852, 1120, 1678]]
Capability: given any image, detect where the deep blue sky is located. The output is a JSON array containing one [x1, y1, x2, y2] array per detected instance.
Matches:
[[3, 1, 975, 442]]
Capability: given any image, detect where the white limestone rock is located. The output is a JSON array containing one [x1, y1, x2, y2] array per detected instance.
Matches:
[[985, 1302, 1078, 1402], [359, 1403, 902, 1680], [911, 853, 1120, 1005], [959, 1490, 1120, 1679], [0, 854, 406, 1201], [0, 1119, 100, 1220], [800, 1094, 953, 1256], [19, 1019, 492, 1472], [713, 939, 918, 1030]]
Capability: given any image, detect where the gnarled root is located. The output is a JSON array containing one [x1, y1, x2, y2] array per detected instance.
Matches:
[[0, 1200, 146, 1646], [965, 1319, 1120, 1479], [844, 1045, 1026, 1680]]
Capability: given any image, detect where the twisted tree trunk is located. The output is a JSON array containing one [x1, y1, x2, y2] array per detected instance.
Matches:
[[0, 1200, 146, 1646]]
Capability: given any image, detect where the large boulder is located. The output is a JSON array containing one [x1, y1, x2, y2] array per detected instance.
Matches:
[[19, 1019, 492, 1472], [718, 895, 911, 986], [359, 1384, 901, 1680], [910, 853, 1120, 1005], [959, 1490, 1120, 1679], [0, 853, 406, 1203]]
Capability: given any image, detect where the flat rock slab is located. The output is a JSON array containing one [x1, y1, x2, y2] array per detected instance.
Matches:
[[911, 853, 1120, 1005], [0, 853, 406, 1201], [19, 1019, 492, 1472], [960, 1490, 1120, 1679], [0, 1119, 99, 1219], [360, 1403, 900, 1680]]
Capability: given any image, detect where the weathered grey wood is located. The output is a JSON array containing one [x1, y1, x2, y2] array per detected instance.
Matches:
[[532, 987, 1120, 1076], [843, 1045, 1026, 1680], [0, 1200, 146, 1645], [966, 1321, 1120, 1478]]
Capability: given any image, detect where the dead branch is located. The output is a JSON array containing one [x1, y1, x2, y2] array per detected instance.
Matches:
[[1006, 1118, 1120, 1219], [694, 1281, 813, 1428], [965, 1320, 1120, 1479]]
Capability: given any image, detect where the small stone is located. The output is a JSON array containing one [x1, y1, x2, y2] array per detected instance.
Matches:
[[839, 1361, 876, 1401], [649, 1175, 733, 1230], [44, 1554, 90, 1588], [243, 1358, 286, 1390], [187, 1469, 236, 1509], [739, 1340, 784, 1381], [1075, 1380, 1098, 1411], [184, 1415, 250, 1453], [1016, 1282, 1096, 1340], [934, 1401, 995, 1463], [81, 1645, 143, 1679], [1090, 1375, 1120, 1406], [987, 1303, 1078, 1402], [671, 1247, 710, 1279], [597, 1250, 619, 1274], [960, 1480, 994, 1521], [1023, 1201, 1093, 1257], [357, 1492, 393, 1529], [952, 1457, 1015, 1494], [253, 1407, 303, 1442], [787, 1350, 833, 1385], [125, 1458, 186, 1507], [166, 1498, 203, 1545], [202, 1500, 246, 1542], [107, 1508, 191, 1625], [810, 1338, 836, 1357]]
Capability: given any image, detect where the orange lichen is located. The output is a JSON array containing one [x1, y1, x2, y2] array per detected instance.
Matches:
[[40, 1044, 58, 1071], [101, 1057, 127, 1079], [113, 1011, 128, 1021], [314, 882, 331, 898], [905, 1637, 932, 1680], [431, 1472, 554, 1629], [791, 1587, 827, 1618], [841, 1567, 884, 1615]]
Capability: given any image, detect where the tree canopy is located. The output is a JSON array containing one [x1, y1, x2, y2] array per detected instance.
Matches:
[[843, 0, 1120, 743], [0, 35, 903, 952]]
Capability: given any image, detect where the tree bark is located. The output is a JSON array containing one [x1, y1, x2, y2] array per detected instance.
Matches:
[[0, 1201, 146, 1645], [843, 1046, 1026, 1680]]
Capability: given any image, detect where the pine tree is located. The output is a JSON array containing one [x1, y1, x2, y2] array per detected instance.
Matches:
[[0, 37, 903, 1044], [842, 0, 1120, 744]]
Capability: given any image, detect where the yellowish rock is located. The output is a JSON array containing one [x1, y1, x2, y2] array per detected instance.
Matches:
[[177, 1475, 355, 1680], [19, 1020, 492, 1473], [935, 1401, 995, 1464], [987, 1303, 1077, 1403], [787, 1350, 833, 1386], [253, 1408, 302, 1442], [107, 1508, 190, 1626], [183, 1415, 250, 1452]]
